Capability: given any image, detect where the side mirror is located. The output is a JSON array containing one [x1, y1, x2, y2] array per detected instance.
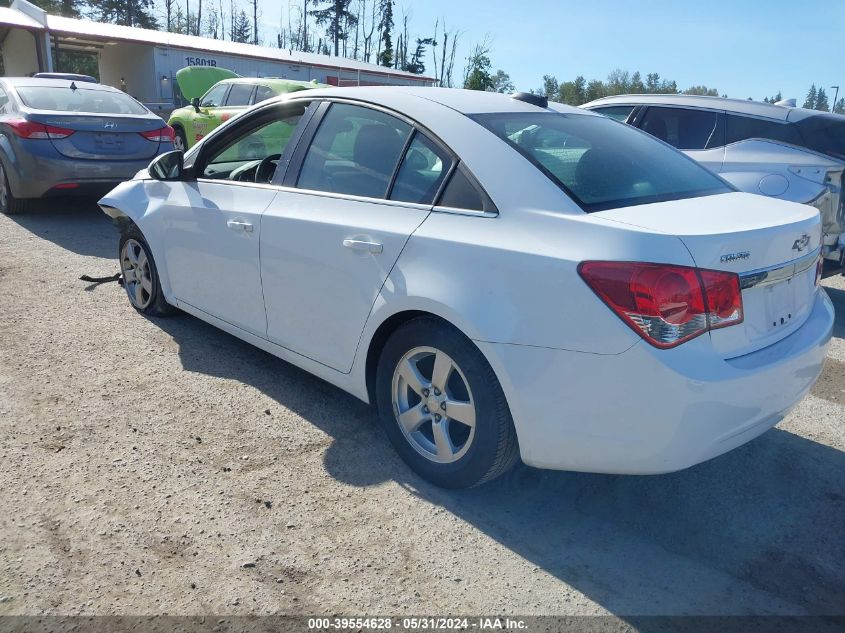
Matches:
[[191, 96, 201, 112], [149, 150, 184, 181]]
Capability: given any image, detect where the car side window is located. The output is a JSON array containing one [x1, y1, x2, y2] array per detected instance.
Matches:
[[200, 84, 229, 108], [200, 103, 307, 183], [0, 88, 8, 114], [225, 83, 254, 107], [253, 85, 276, 104], [389, 132, 453, 205], [640, 107, 718, 150], [592, 105, 635, 123], [296, 103, 412, 199], [437, 165, 485, 212], [725, 114, 803, 146]]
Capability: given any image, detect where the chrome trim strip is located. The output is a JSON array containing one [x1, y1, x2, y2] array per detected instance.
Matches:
[[432, 205, 498, 218], [739, 247, 820, 290]]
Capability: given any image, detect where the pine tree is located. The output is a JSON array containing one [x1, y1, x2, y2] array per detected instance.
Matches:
[[815, 87, 830, 111], [310, 0, 357, 57], [94, 0, 158, 28], [231, 9, 252, 42], [835, 98, 845, 115], [377, 0, 393, 67], [804, 84, 817, 109]]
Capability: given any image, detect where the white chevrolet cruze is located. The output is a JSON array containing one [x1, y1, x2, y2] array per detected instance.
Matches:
[[100, 87, 835, 488]]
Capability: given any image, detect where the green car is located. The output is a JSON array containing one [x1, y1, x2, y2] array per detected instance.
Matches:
[[168, 66, 326, 151]]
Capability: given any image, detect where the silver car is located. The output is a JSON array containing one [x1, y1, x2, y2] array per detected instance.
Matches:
[[582, 94, 845, 265], [0, 77, 174, 214]]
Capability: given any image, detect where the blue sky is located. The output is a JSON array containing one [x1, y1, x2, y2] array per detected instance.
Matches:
[[260, 0, 845, 103]]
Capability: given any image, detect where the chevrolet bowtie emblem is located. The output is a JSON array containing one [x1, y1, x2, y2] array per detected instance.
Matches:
[[792, 234, 810, 252]]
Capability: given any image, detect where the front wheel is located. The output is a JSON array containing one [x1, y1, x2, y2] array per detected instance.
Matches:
[[172, 126, 187, 153], [118, 226, 178, 316], [376, 317, 520, 488]]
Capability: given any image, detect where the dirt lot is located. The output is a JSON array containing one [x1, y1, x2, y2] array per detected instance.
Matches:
[[0, 201, 843, 620]]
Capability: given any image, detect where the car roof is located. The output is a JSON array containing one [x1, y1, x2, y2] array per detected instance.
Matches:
[[278, 86, 591, 116], [582, 93, 829, 122], [0, 76, 119, 91]]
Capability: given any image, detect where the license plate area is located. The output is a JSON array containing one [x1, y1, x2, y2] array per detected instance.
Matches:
[[94, 133, 124, 149], [763, 278, 797, 333]]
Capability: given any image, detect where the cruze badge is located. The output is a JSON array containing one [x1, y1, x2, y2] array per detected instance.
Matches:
[[103, 122, 116, 129], [720, 251, 750, 263], [792, 234, 810, 252]]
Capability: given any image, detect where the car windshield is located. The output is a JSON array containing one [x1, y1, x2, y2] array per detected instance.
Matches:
[[793, 114, 845, 161], [472, 111, 732, 212], [16, 86, 148, 115]]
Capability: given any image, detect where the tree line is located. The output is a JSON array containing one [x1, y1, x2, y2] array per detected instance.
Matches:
[[10, 0, 465, 84]]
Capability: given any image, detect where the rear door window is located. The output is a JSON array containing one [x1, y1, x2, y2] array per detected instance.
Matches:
[[253, 85, 277, 104], [225, 83, 254, 107], [296, 102, 412, 199], [15, 86, 148, 114], [591, 105, 635, 122], [389, 132, 453, 205], [639, 106, 719, 150]]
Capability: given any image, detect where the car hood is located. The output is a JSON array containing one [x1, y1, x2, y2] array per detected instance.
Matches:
[[175, 66, 240, 100]]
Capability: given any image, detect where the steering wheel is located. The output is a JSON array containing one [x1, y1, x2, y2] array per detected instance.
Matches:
[[255, 154, 281, 184]]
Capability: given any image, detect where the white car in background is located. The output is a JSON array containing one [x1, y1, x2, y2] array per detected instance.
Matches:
[[582, 94, 845, 266], [100, 87, 834, 488]]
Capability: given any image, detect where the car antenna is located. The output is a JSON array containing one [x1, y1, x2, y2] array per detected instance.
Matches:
[[69, 81, 77, 91], [511, 92, 548, 109]]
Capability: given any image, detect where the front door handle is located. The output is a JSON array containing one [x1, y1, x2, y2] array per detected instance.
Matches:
[[227, 219, 253, 233], [343, 239, 383, 254]]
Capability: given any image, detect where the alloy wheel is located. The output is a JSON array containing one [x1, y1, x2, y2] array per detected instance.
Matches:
[[120, 238, 154, 310], [391, 346, 477, 464], [173, 132, 185, 152]]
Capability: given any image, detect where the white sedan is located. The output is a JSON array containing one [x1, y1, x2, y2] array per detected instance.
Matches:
[[100, 87, 835, 488]]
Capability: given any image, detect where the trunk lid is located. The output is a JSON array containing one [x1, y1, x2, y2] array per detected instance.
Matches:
[[175, 66, 240, 101], [25, 113, 164, 161], [597, 192, 822, 357]]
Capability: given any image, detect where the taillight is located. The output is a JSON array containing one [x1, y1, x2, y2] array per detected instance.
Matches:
[[6, 119, 74, 139], [578, 262, 744, 349], [140, 126, 175, 142]]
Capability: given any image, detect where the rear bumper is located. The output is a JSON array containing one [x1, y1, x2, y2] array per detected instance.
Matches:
[[478, 289, 834, 474], [2, 141, 155, 199]]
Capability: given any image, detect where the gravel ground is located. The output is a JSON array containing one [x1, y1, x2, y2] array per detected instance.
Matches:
[[0, 201, 843, 619]]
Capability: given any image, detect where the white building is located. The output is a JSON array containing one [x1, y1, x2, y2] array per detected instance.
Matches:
[[0, 0, 435, 115]]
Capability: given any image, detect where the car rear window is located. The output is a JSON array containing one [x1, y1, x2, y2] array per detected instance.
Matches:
[[793, 114, 845, 161], [16, 86, 148, 115], [472, 112, 732, 212], [726, 115, 803, 146]]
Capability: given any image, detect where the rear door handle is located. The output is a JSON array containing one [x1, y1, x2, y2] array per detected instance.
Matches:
[[227, 219, 253, 233], [343, 239, 383, 254]]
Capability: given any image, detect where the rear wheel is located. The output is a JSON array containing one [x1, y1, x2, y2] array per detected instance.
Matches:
[[376, 317, 520, 488], [118, 226, 178, 316], [0, 161, 33, 215]]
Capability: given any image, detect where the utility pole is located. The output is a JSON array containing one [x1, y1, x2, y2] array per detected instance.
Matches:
[[832, 86, 840, 112]]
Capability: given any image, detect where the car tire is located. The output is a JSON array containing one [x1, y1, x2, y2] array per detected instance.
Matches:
[[172, 126, 188, 153], [0, 161, 33, 215], [118, 225, 179, 317], [376, 316, 520, 488]]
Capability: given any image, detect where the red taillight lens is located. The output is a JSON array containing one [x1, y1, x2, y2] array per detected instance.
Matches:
[[140, 126, 175, 142], [6, 119, 74, 139], [578, 262, 743, 349]]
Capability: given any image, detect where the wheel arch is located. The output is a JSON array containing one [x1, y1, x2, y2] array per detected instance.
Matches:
[[361, 303, 496, 406]]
